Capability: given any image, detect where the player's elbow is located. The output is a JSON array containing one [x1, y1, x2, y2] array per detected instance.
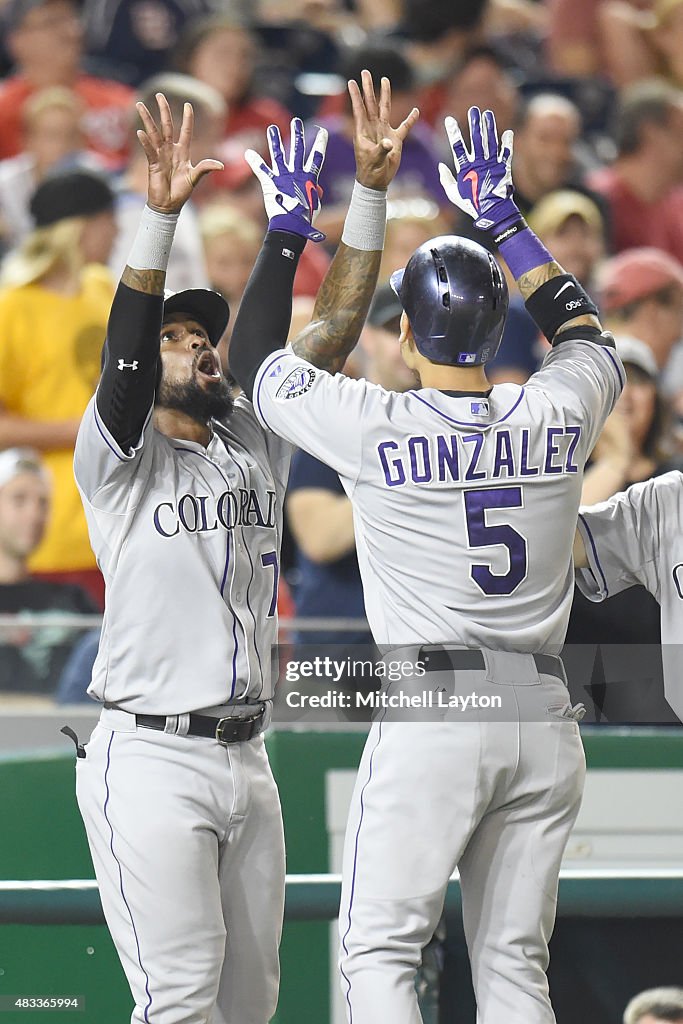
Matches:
[[287, 490, 356, 563]]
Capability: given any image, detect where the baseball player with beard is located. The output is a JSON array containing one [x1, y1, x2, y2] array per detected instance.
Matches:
[[70, 79, 418, 1024], [574, 474, 683, 721], [229, 106, 624, 1023]]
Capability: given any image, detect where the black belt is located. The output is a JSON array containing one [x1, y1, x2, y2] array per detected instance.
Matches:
[[418, 647, 565, 683], [135, 703, 267, 744]]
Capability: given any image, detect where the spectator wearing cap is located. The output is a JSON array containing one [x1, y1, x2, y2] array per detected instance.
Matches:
[[0, 85, 107, 251], [589, 80, 683, 264], [0, 447, 98, 694], [487, 190, 605, 384], [0, 169, 118, 607], [285, 285, 414, 654], [0, 0, 133, 166], [564, 334, 681, 720], [599, 247, 683, 372], [624, 987, 683, 1024], [311, 43, 446, 248]]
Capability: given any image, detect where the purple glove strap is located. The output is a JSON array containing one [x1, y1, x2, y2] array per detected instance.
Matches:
[[268, 212, 324, 243], [474, 196, 520, 234], [497, 225, 553, 279]]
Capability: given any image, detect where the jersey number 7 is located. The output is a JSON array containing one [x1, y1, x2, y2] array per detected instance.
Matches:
[[464, 487, 527, 596]]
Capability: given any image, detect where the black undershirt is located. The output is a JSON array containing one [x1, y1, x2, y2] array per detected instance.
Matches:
[[439, 388, 494, 398], [96, 282, 162, 451], [230, 231, 306, 399]]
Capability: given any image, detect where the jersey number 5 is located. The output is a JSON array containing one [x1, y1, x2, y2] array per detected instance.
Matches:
[[464, 487, 527, 596]]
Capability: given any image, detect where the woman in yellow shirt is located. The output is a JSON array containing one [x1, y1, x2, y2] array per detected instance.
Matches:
[[0, 169, 117, 607]]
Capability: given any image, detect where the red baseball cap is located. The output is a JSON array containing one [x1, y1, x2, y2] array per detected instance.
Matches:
[[599, 248, 683, 312]]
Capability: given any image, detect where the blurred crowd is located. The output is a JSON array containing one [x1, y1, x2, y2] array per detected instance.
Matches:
[[0, 0, 682, 712]]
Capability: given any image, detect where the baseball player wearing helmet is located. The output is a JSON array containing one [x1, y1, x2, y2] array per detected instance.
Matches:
[[70, 80, 417, 1024], [574, 474, 683, 722], [229, 106, 624, 1024]]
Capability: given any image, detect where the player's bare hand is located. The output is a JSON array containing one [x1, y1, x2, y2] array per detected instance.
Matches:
[[136, 93, 224, 214], [348, 71, 419, 191]]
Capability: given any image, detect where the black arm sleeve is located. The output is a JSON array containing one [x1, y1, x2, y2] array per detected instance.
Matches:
[[96, 282, 163, 451], [229, 230, 306, 399]]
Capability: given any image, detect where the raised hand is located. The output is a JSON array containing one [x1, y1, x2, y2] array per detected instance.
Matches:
[[349, 70, 419, 191], [439, 107, 520, 236], [136, 92, 224, 214], [245, 118, 328, 242]]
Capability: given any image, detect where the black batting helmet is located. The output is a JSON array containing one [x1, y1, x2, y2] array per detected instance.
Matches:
[[390, 236, 508, 366]]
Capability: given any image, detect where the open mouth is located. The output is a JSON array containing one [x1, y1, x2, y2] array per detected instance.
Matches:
[[195, 349, 221, 383]]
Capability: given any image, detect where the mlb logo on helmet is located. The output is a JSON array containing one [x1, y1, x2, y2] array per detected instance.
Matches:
[[458, 352, 477, 364]]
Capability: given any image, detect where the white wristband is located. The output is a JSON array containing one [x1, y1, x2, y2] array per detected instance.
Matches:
[[341, 181, 387, 251], [127, 205, 180, 272]]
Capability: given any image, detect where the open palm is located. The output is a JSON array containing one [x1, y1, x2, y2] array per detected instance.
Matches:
[[349, 70, 419, 191], [136, 92, 224, 214]]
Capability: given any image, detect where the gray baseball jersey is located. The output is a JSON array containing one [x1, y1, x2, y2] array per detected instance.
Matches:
[[577, 471, 683, 717], [73, 393, 291, 713], [253, 338, 623, 653]]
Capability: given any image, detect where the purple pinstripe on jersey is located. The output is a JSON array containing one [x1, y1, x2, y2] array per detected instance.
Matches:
[[93, 403, 127, 462], [254, 352, 287, 432], [578, 513, 609, 596], [173, 445, 245, 700], [340, 718, 385, 1023], [103, 733, 153, 1022], [601, 346, 626, 391], [234, 458, 265, 699], [410, 389, 525, 429]]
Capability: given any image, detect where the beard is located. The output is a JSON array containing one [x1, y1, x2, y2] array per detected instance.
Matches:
[[157, 374, 234, 423]]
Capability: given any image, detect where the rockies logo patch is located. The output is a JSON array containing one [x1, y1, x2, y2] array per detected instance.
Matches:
[[275, 366, 316, 400]]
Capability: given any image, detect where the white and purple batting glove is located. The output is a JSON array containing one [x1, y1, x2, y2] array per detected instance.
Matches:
[[439, 107, 521, 238], [245, 118, 328, 243]]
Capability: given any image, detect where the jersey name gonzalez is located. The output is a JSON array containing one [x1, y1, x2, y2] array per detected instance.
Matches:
[[253, 338, 623, 651], [377, 425, 582, 487], [153, 488, 277, 537]]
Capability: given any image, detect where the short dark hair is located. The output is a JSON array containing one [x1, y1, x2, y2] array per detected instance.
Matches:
[[616, 80, 683, 156], [340, 43, 414, 95], [401, 0, 487, 40], [451, 43, 513, 80], [173, 13, 255, 75]]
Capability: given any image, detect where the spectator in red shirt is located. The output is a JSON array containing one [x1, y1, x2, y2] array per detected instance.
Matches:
[[0, 0, 133, 167], [174, 14, 292, 191], [589, 79, 683, 263]]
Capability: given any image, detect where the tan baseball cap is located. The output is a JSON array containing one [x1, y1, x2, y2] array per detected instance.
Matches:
[[527, 190, 603, 238], [653, 0, 683, 25], [599, 247, 683, 312]]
